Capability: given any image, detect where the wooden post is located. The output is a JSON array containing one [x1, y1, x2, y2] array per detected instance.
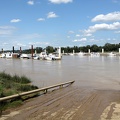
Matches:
[[20, 47, 22, 54], [31, 45, 34, 59]]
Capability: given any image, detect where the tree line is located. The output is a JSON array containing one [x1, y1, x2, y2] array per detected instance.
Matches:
[[2, 43, 120, 54], [31, 43, 120, 54]]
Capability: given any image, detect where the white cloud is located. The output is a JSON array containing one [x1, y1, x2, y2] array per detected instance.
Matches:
[[67, 36, 70, 38], [112, 0, 119, 3], [3, 42, 9, 45], [89, 38, 99, 42], [20, 33, 41, 40], [84, 33, 92, 37], [76, 34, 80, 37], [49, 0, 73, 4], [0, 26, 16, 35], [107, 38, 111, 41], [84, 22, 120, 34], [16, 43, 26, 47], [37, 18, 45, 21], [73, 38, 87, 42], [115, 31, 120, 33], [47, 12, 58, 18], [92, 12, 120, 22], [10, 19, 21, 23], [27, 0, 34, 5], [28, 42, 49, 46], [68, 30, 74, 34]]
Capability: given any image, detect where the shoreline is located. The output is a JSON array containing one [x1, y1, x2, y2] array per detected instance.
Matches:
[[1, 86, 120, 120]]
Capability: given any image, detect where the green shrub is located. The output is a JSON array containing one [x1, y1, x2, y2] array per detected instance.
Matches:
[[17, 84, 38, 92], [0, 72, 39, 116], [7, 100, 23, 108], [12, 74, 31, 84], [3, 90, 17, 96], [0, 72, 12, 80], [20, 76, 31, 84]]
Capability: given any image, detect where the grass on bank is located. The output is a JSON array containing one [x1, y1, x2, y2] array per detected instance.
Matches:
[[0, 72, 39, 116]]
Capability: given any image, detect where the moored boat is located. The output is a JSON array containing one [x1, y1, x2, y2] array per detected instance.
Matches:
[[20, 54, 29, 59]]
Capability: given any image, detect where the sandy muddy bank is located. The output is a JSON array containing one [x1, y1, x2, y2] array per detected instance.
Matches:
[[1, 86, 120, 120]]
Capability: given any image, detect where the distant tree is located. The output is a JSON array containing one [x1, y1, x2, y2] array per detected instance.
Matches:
[[73, 46, 79, 53], [46, 46, 55, 53], [104, 43, 118, 52], [3, 42, 120, 54], [65, 46, 71, 53], [91, 44, 99, 52], [81, 45, 91, 52], [36, 47, 43, 53]]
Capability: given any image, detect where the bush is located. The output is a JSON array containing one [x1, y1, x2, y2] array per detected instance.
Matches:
[[0, 72, 38, 116], [0, 72, 12, 80], [7, 100, 23, 108], [20, 76, 31, 84], [17, 85, 38, 92]]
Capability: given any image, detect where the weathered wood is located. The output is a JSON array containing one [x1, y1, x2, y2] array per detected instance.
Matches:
[[0, 80, 75, 102]]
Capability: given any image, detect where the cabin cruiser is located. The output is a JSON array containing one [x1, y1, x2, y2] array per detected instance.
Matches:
[[44, 47, 62, 61], [39, 52, 47, 60]]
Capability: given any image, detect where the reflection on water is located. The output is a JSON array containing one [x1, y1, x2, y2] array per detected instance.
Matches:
[[0, 56, 120, 90]]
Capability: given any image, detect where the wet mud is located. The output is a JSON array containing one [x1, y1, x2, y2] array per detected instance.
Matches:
[[1, 86, 120, 120]]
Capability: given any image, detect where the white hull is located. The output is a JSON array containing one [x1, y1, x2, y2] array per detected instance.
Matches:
[[20, 54, 29, 59]]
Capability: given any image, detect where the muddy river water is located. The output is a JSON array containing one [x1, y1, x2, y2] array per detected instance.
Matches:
[[0, 55, 120, 90]]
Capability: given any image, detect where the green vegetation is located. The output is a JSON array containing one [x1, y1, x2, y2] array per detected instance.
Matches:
[[1, 43, 120, 54], [0, 72, 38, 116], [61, 43, 120, 53]]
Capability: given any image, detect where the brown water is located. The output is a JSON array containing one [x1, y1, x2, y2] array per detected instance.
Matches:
[[0, 56, 120, 90]]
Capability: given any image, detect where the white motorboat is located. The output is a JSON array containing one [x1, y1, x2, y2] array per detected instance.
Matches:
[[39, 52, 47, 60], [20, 54, 29, 59], [41, 47, 62, 61], [108, 52, 116, 57], [5, 52, 13, 59], [77, 52, 85, 56], [0, 53, 6, 58], [90, 52, 100, 57], [33, 54, 39, 60]]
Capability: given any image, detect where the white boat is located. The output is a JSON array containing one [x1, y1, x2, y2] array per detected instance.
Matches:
[[90, 52, 100, 57], [39, 52, 47, 60], [33, 54, 39, 60], [44, 47, 62, 61], [5, 52, 13, 59], [20, 54, 29, 59], [69, 50, 75, 56], [45, 55, 54, 60], [0, 53, 6, 58], [77, 52, 85, 56], [108, 52, 116, 57], [69, 53, 74, 56]]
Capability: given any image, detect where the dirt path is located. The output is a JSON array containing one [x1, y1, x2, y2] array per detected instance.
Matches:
[[1, 86, 120, 120]]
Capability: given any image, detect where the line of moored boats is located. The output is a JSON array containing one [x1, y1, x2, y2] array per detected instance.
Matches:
[[0, 47, 62, 60]]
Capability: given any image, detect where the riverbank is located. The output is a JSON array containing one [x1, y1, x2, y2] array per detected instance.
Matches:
[[1, 86, 120, 120], [0, 72, 38, 116]]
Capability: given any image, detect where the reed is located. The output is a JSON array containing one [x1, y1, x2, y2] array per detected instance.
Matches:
[[0, 72, 38, 116]]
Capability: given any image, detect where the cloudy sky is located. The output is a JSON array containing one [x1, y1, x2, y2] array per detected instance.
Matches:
[[0, 0, 120, 50]]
